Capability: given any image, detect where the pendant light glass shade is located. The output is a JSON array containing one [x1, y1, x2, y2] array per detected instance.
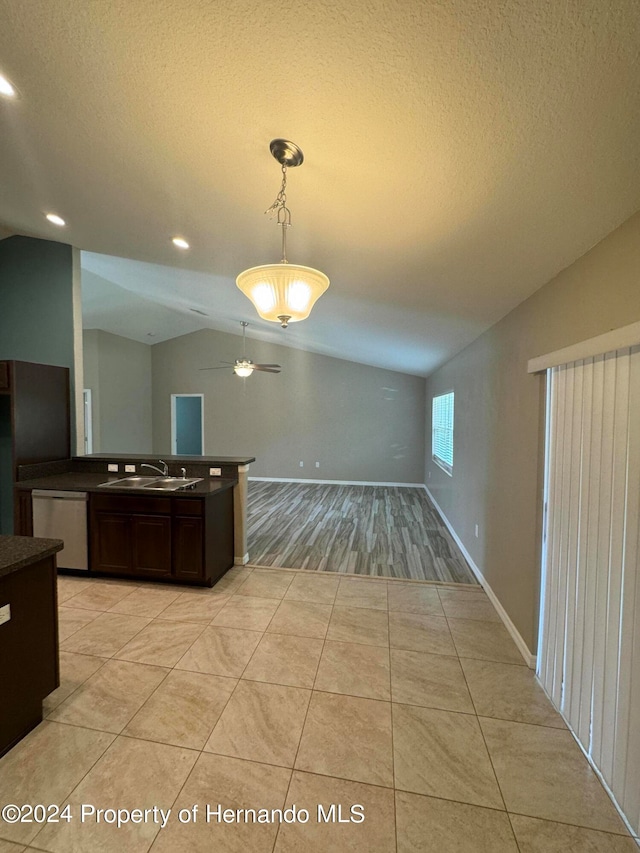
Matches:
[[236, 262, 329, 327], [236, 139, 329, 328]]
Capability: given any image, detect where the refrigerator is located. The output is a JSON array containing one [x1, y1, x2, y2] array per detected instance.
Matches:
[[0, 360, 71, 535]]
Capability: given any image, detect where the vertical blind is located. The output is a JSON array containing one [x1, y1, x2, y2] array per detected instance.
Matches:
[[432, 391, 454, 474], [538, 345, 640, 835]]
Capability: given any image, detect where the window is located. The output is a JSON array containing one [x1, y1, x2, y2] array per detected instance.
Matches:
[[432, 391, 454, 475]]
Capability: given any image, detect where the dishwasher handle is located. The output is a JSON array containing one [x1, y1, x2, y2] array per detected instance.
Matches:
[[32, 490, 88, 500]]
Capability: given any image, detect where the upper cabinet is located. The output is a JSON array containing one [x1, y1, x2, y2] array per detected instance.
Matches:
[[0, 360, 70, 471]]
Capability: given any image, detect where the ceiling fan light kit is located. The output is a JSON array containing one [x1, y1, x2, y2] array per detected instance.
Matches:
[[236, 139, 330, 328], [233, 360, 254, 378], [199, 321, 282, 377]]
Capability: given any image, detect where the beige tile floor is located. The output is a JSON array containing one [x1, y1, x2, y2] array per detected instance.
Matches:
[[1, 568, 638, 852]]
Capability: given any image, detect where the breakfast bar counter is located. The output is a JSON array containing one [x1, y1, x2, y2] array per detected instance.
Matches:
[[14, 454, 255, 587]]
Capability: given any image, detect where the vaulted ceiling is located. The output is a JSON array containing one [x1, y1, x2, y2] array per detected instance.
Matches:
[[1, 0, 640, 375]]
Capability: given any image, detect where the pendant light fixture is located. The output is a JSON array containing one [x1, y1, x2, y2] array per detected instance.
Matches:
[[236, 139, 329, 328]]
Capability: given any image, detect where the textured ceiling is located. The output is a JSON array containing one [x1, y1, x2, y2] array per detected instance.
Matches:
[[1, 0, 640, 375]]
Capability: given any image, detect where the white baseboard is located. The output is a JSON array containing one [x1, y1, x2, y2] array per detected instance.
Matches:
[[249, 476, 425, 488], [425, 486, 537, 669]]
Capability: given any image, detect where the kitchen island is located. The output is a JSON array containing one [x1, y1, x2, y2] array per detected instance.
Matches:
[[14, 453, 255, 587], [0, 535, 62, 756]]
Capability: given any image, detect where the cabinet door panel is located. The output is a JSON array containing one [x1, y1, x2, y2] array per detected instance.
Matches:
[[131, 515, 172, 576], [93, 513, 132, 572], [173, 516, 204, 580]]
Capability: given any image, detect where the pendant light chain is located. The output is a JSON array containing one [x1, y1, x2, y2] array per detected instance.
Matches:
[[265, 164, 291, 264]]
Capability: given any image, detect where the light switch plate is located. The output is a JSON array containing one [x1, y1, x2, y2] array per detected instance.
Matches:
[[125, 464, 136, 473], [0, 604, 10, 626], [108, 464, 119, 472], [209, 467, 221, 476]]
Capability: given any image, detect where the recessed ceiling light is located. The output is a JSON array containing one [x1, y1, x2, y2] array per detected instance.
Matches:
[[172, 237, 189, 249], [0, 73, 18, 98], [46, 213, 66, 226]]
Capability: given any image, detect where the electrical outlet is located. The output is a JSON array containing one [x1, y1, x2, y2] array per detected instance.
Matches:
[[125, 464, 136, 473], [299, 461, 304, 467], [315, 461, 320, 468], [108, 463, 119, 473], [209, 467, 222, 476], [475, 524, 479, 538], [0, 604, 10, 626]]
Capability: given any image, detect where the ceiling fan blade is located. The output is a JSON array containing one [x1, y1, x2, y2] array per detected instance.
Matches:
[[253, 365, 281, 373], [199, 366, 232, 371], [254, 364, 281, 369]]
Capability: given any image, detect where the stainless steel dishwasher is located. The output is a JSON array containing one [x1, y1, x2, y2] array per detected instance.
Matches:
[[32, 490, 89, 570]]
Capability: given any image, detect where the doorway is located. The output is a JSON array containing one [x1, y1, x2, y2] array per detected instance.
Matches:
[[83, 389, 93, 455], [171, 394, 204, 455]]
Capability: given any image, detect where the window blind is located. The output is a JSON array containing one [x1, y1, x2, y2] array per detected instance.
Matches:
[[539, 345, 640, 836], [432, 391, 454, 474]]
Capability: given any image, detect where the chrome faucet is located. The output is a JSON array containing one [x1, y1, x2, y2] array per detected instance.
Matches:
[[141, 459, 169, 477]]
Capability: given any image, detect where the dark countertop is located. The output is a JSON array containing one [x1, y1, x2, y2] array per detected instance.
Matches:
[[80, 454, 256, 465], [0, 535, 64, 578], [15, 472, 237, 497]]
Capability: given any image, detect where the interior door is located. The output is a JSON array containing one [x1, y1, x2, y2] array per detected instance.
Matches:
[[171, 394, 204, 455]]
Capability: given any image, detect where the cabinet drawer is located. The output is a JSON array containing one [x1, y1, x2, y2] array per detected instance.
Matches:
[[91, 494, 172, 514], [172, 498, 203, 516]]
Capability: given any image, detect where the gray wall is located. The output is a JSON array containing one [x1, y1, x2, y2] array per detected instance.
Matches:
[[82, 329, 153, 454], [425, 209, 640, 654], [151, 328, 425, 482]]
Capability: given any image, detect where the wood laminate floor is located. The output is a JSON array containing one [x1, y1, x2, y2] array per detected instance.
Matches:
[[247, 482, 478, 584]]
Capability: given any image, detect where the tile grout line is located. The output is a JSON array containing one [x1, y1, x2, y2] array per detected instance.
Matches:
[[387, 586, 399, 853], [262, 576, 335, 853], [197, 573, 300, 770], [24, 720, 119, 851], [441, 586, 522, 849]]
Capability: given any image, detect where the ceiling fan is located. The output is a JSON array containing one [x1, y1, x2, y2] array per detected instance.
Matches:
[[199, 322, 281, 377]]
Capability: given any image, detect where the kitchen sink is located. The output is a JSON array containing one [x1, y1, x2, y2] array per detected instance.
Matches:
[[143, 477, 203, 491], [98, 476, 203, 491], [98, 476, 162, 488]]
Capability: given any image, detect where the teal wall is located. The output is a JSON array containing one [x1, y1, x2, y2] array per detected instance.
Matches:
[[0, 235, 76, 532], [0, 236, 75, 370]]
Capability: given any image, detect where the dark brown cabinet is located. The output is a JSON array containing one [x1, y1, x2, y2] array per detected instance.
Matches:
[[91, 495, 173, 579], [93, 512, 131, 573], [89, 488, 233, 586], [132, 515, 172, 577], [0, 551, 60, 757], [92, 511, 173, 577], [173, 515, 204, 580], [0, 360, 70, 536]]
